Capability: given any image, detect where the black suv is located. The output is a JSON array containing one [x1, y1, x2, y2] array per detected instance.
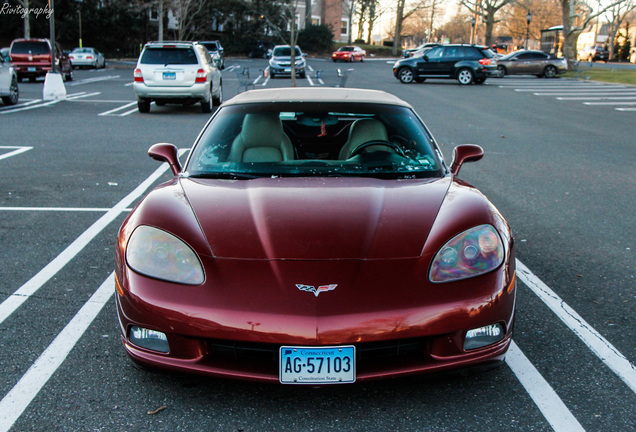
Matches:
[[393, 44, 498, 85]]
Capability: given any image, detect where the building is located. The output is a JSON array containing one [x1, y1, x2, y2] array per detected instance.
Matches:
[[296, 0, 353, 43]]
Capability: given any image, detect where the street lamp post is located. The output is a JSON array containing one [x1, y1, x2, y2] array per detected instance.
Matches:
[[76, 0, 83, 48], [525, 11, 532, 50]]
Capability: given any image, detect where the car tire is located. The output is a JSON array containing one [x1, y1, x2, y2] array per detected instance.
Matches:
[[138, 99, 151, 113], [64, 69, 73, 82], [497, 65, 506, 77], [1, 76, 19, 105], [398, 67, 415, 84], [457, 68, 474, 85], [212, 82, 223, 106], [201, 88, 213, 113], [360, 56, 364, 62], [543, 65, 557, 78]]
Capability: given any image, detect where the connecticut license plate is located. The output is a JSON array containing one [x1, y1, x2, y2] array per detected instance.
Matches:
[[279, 346, 355, 384], [162, 72, 176, 80]]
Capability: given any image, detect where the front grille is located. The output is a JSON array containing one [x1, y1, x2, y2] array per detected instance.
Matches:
[[208, 338, 427, 364]]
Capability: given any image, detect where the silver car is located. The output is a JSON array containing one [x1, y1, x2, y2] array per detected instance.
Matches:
[[268, 45, 306, 79], [496, 50, 567, 78], [69, 47, 105, 69], [0, 52, 18, 106], [133, 41, 223, 113]]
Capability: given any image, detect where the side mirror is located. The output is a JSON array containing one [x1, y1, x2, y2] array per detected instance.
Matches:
[[423, 55, 429, 61], [148, 143, 182, 176], [450, 144, 484, 176]]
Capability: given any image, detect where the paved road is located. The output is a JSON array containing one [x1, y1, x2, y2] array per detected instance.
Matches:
[[0, 58, 634, 431]]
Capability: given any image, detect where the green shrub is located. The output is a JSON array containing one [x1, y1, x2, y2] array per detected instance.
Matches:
[[298, 24, 334, 53]]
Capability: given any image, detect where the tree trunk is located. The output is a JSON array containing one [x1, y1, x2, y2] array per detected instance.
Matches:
[[392, 0, 406, 56], [560, 0, 578, 69]]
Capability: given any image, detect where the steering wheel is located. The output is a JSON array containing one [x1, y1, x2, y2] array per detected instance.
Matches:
[[348, 140, 407, 159]]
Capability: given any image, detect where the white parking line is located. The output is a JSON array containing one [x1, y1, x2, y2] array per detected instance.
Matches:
[[0, 149, 188, 326], [98, 102, 137, 116], [557, 95, 636, 100], [0, 99, 42, 111], [0, 146, 33, 161], [0, 273, 115, 432], [66, 75, 120, 86], [0, 99, 59, 114], [583, 101, 636, 106], [516, 260, 636, 393], [0, 207, 131, 212], [506, 341, 585, 432], [66, 92, 102, 100]]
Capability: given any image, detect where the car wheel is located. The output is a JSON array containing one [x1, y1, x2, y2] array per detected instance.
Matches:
[[201, 90, 213, 113], [497, 65, 506, 77], [1, 76, 19, 105], [64, 69, 73, 82], [138, 99, 151, 113], [300, 71, 306, 79], [457, 68, 474, 85], [544, 65, 557, 78], [398, 67, 415, 84], [212, 81, 223, 105]]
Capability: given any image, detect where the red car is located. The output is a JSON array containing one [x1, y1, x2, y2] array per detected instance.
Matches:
[[115, 88, 516, 385], [332, 45, 366, 62], [9, 38, 73, 82]]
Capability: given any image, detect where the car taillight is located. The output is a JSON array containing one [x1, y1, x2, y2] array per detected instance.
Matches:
[[86, 56, 93, 59], [195, 69, 207, 83], [134, 68, 144, 82], [479, 58, 492, 66]]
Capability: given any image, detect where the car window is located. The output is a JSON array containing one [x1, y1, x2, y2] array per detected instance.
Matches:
[[11, 41, 49, 55], [457, 47, 482, 59], [140, 47, 198, 65], [273, 47, 302, 57], [186, 103, 443, 180], [201, 42, 218, 52], [426, 47, 444, 59]]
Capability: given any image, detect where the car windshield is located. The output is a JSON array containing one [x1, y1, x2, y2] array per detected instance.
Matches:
[[72, 48, 93, 53], [11, 42, 49, 55], [339, 47, 354, 52], [201, 42, 218, 52], [273, 47, 301, 57], [185, 103, 444, 180], [140, 47, 198, 65]]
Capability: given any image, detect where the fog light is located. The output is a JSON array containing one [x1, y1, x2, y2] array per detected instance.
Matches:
[[464, 323, 504, 350], [129, 326, 169, 353]]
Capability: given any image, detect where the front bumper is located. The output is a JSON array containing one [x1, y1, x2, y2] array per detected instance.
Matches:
[[115, 260, 516, 383]]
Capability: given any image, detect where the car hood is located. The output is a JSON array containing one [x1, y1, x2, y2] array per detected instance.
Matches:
[[180, 176, 451, 260]]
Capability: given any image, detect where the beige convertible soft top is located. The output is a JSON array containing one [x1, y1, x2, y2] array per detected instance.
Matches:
[[223, 87, 413, 108]]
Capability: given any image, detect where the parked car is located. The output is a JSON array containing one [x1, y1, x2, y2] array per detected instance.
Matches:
[[496, 50, 567, 78], [133, 41, 223, 113], [247, 40, 275, 58], [115, 87, 516, 384], [402, 42, 441, 58], [331, 45, 366, 62], [268, 45, 306, 78], [69, 47, 105, 69], [0, 52, 19, 105], [198, 40, 224, 69], [1, 48, 10, 62], [9, 38, 73, 82], [393, 44, 498, 85], [577, 45, 609, 62]]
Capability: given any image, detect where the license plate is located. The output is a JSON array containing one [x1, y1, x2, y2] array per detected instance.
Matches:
[[279, 346, 355, 384], [162, 72, 176, 80], [28, 67, 36, 72]]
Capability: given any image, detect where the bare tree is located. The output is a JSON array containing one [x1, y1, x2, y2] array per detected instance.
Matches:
[[459, 0, 517, 46], [171, 0, 207, 40], [392, 0, 430, 56], [604, 0, 636, 59], [558, 0, 624, 68]]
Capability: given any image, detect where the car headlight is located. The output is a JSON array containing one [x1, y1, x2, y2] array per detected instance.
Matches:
[[429, 224, 504, 283], [126, 225, 204, 285]]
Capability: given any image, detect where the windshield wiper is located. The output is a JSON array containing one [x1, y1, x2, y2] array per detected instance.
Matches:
[[187, 172, 264, 180]]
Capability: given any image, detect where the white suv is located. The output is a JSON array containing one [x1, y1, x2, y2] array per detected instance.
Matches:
[[133, 41, 223, 113]]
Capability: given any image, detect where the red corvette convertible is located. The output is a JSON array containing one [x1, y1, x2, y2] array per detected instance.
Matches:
[[115, 88, 516, 384]]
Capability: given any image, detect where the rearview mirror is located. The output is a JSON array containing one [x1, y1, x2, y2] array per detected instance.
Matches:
[[148, 143, 182, 176], [450, 144, 484, 176]]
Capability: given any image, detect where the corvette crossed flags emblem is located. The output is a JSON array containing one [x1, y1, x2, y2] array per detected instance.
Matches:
[[296, 284, 338, 297]]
